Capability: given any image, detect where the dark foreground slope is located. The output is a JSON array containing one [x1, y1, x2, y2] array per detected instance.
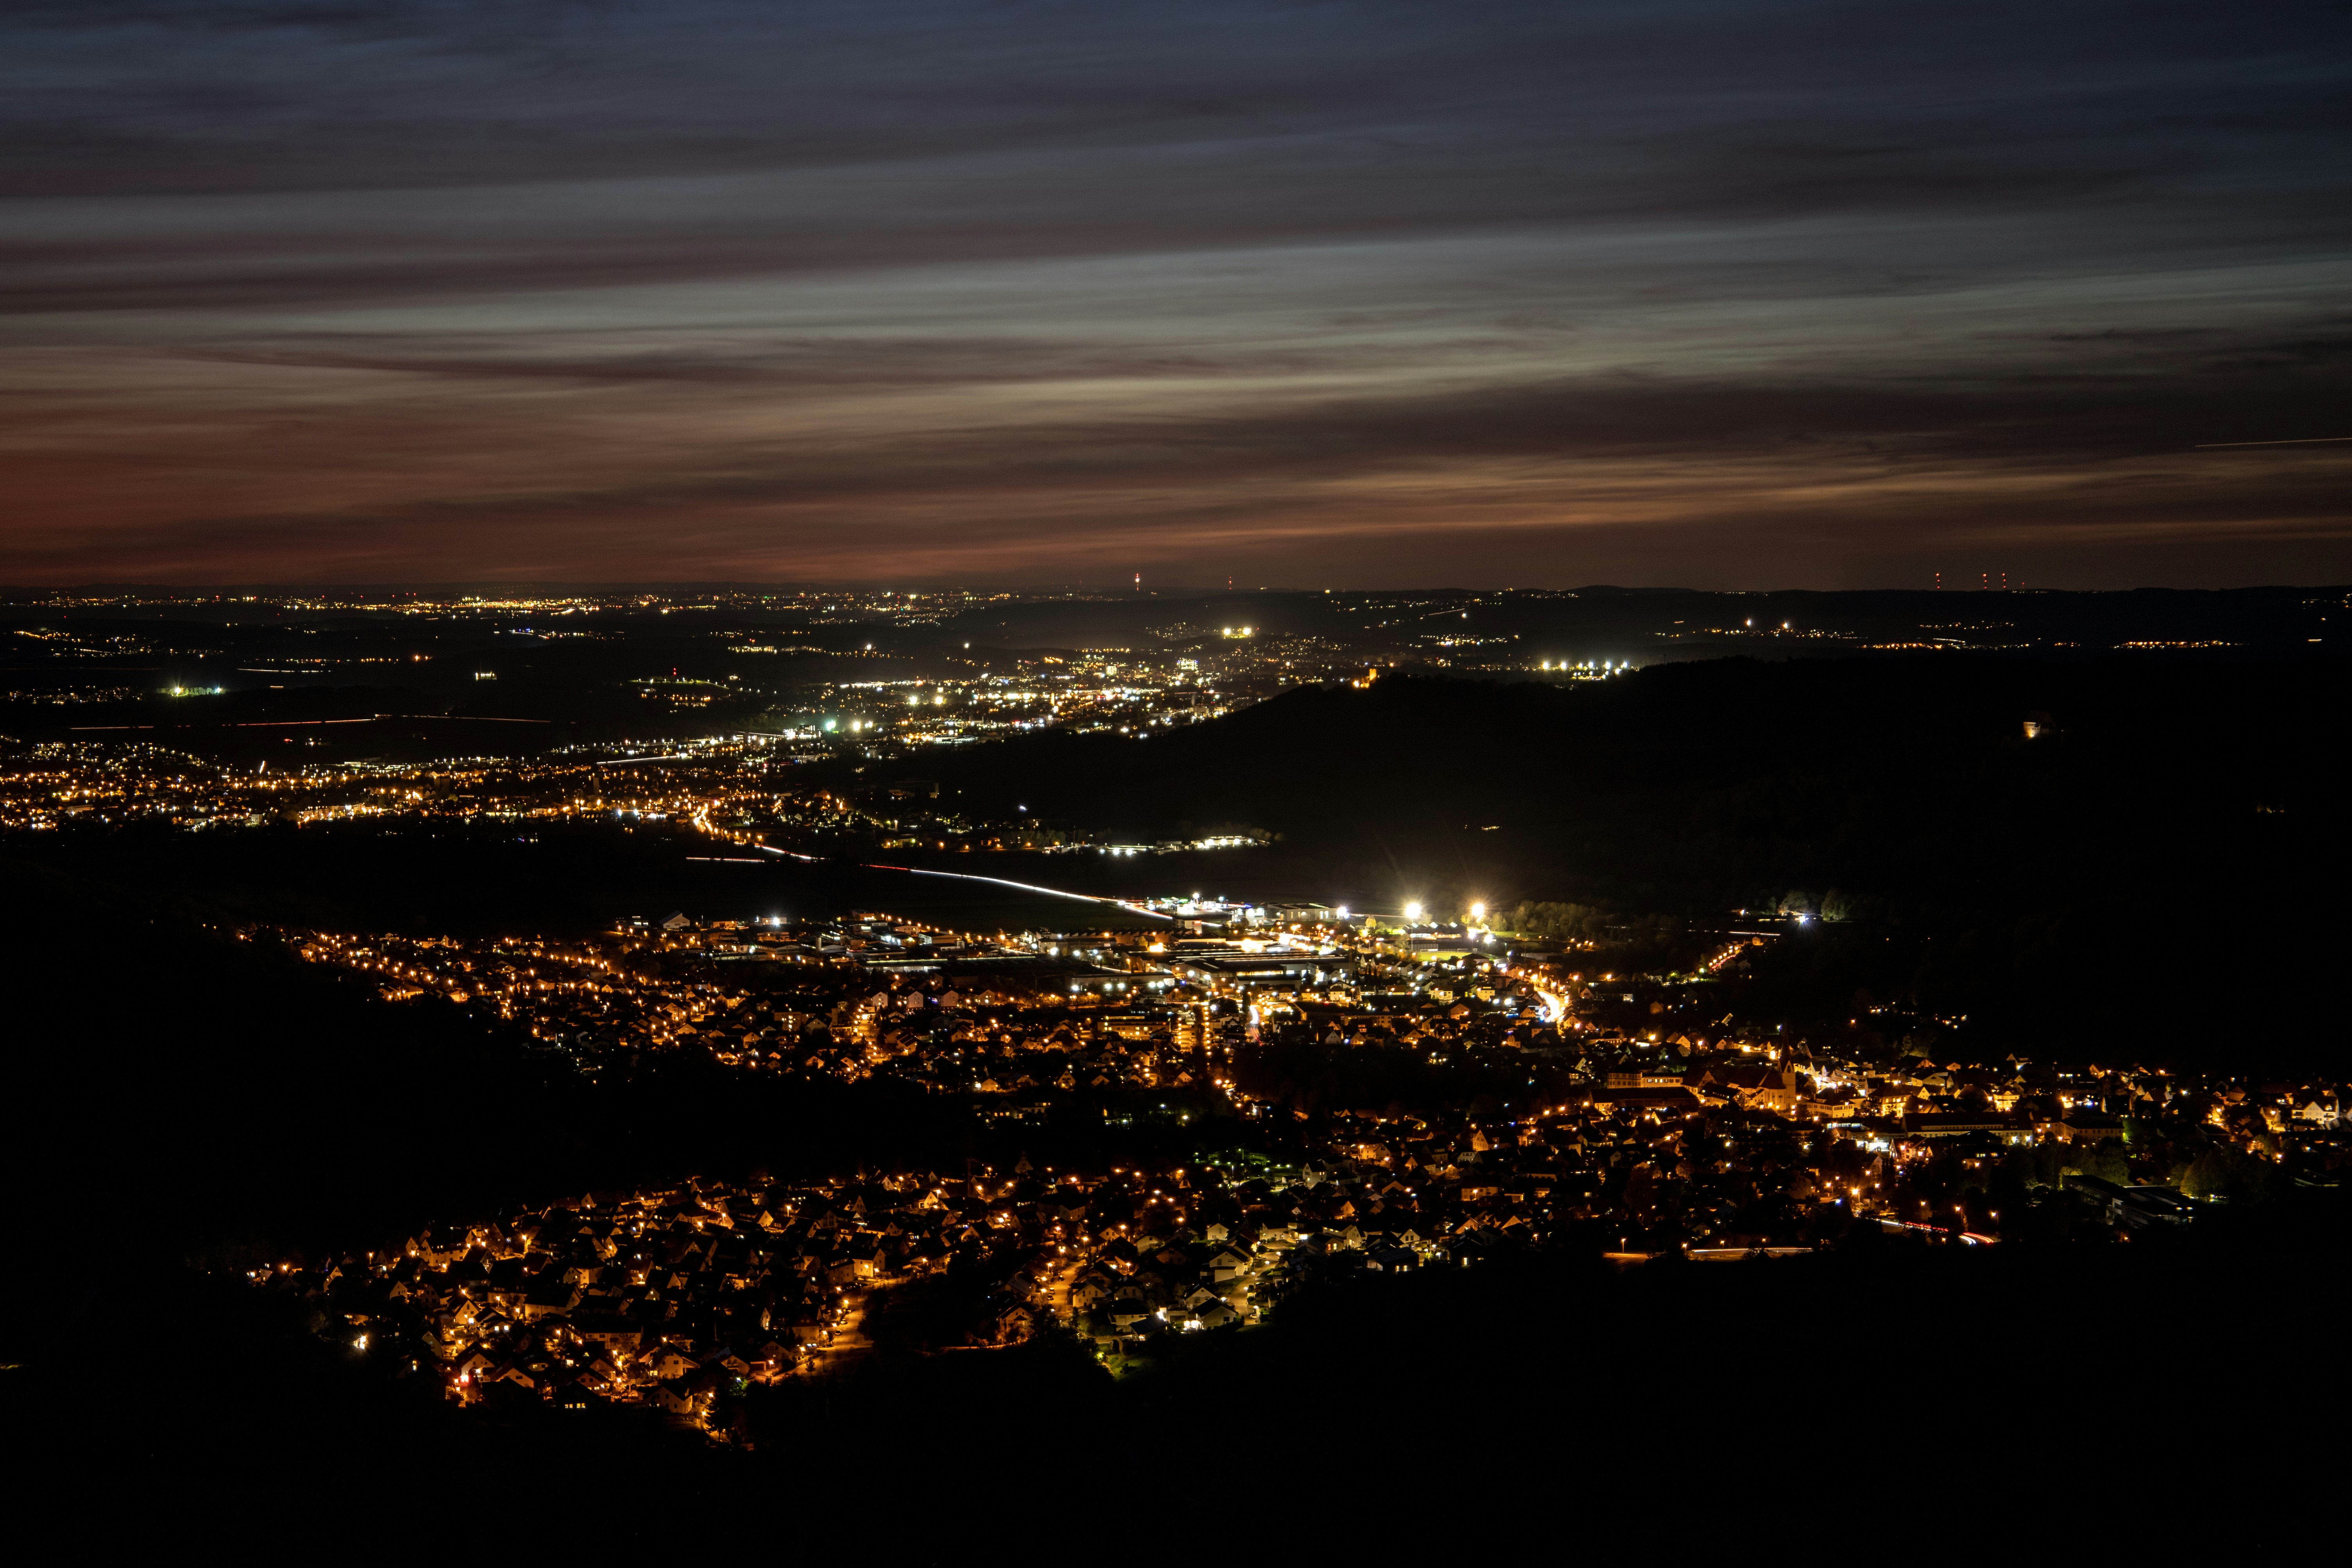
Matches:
[[17, 1193, 2348, 1539], [3, 885, 2343, 1534], [7, 905, 2343, 1526]]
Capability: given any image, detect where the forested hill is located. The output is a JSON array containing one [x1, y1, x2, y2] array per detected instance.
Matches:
[[0, 864, 975, 1269], [905, 654, 2340, 908], [879, 653, 2352, 1067]]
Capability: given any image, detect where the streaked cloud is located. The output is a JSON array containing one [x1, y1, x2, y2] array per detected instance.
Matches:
[[4, 1, 2349, 584]]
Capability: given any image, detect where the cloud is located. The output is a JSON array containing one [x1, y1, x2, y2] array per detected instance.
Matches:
[[2, 1, 2350, 584]]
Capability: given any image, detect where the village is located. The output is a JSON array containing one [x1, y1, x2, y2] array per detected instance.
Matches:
[[241, 901, 2352, 1444]]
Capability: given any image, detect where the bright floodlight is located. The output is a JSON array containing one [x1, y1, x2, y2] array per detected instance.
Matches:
[[1470, 902, 1486, 920], [1405, 901, 1423, 921]]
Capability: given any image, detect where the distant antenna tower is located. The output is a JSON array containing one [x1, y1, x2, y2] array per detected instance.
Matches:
[[1134, 572, 1141, 594], [1934, 570, 1942, 590]]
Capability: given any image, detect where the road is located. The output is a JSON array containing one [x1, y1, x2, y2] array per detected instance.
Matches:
[[807, 1297, 873, 1372]]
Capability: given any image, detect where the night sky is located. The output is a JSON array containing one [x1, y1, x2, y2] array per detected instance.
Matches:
[[6, 2, 2350, 588]]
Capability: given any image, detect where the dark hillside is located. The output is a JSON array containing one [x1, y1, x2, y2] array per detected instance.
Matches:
[[911, 656, 2345, 903], [885, 654, 2352, 1068], [0, 862, 978, 1271]]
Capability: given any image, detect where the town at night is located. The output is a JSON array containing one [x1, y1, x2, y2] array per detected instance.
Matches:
[[7, 0, 2351, 1542]]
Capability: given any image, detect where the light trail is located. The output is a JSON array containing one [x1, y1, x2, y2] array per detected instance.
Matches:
[[867, 862, 1174, 921], [747, 840, 1169, 919], [1877, 1217, 1997, 1245]]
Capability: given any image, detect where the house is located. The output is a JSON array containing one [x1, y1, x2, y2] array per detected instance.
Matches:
[[1906, 1111, 2033, 1144], [2058, 1111, 2124, 1143], [485, 1257, 532, 1306], [551, 1381, 602, 1413], [572, 1315, 640, 1354], [517, 1279, 581, 1322], [642, 1345, 699, 1380], [1865, 1082, 1918, 1116], [646, 1381, 707, 1418], [1693, 1064, 1798, 1117]]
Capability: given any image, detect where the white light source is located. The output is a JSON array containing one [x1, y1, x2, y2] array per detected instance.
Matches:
[[1405, 901, 1423, 921]]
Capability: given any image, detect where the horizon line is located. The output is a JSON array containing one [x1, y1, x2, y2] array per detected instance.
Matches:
[[4, 582, 2346, 599]]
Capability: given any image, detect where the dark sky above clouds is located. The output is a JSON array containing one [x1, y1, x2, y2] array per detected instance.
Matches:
[[4, 1, 2350, 587]]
